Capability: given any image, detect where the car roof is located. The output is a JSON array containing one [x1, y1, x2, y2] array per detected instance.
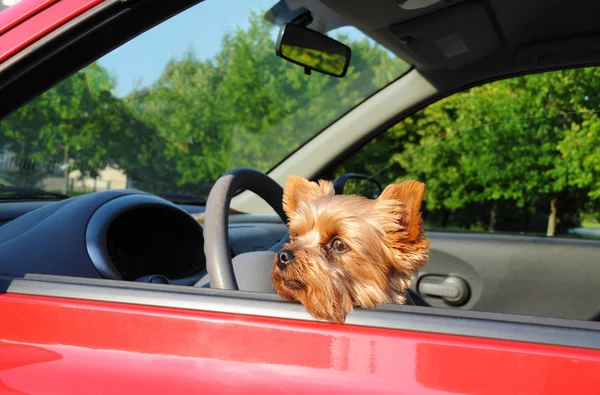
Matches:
[[276, 0, 600, 91]]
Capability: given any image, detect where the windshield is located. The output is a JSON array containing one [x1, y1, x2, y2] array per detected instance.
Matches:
[[0, 0, 409, 202]]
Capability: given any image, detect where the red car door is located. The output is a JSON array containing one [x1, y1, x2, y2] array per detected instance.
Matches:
[[1, 275, 600, 395], [0, 0, 103, 63]]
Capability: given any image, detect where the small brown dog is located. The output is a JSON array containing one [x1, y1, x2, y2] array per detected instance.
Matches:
[[271, 176, 430, 324]]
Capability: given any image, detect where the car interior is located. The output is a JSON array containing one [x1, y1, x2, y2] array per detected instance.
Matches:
[[1, 0, 600, 329]]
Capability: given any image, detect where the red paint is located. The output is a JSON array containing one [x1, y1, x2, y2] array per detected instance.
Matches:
[[0, 0, 58, 36], [1, 293, 599, 394], [0, 0, 104, 64]]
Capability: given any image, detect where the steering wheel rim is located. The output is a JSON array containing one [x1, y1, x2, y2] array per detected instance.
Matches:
[[199, 168, 288, 290]]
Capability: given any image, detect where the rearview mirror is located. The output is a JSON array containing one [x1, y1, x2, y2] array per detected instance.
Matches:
[[275, 23, 351, 78]]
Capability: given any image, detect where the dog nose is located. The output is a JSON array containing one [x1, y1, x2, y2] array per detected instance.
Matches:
[[277, 249, 295, 270]]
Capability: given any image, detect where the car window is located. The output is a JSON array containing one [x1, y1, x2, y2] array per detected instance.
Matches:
[[0, 0, 409, 202], [335, 66, 600, 240]]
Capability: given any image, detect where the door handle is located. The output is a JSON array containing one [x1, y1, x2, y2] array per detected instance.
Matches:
[[417, 274, 470, 306]]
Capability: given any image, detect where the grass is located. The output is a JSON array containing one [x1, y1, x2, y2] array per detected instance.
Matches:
[[582, 220, 600, 229]]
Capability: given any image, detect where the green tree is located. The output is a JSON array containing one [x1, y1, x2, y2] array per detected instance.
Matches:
[[127, 11, 408, 193], [558, 113, 600, 200], [339, 67, 600, 236], [1, 63, 160, 193]]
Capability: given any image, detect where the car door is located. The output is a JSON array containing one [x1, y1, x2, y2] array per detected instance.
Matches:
[[2, 274, 600, 394]]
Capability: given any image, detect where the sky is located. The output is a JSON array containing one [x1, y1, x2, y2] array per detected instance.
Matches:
[[97, 0, 371, 97]]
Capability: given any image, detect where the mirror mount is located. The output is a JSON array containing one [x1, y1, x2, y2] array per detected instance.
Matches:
[[291, 11, 313, 27]]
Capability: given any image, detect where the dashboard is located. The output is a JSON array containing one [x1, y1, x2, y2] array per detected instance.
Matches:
[[0, 190, 288, 283]]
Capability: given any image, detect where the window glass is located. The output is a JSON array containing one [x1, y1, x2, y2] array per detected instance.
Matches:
[[0, 0, 409, 201]]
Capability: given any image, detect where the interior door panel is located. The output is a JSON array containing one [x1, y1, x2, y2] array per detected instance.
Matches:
[[415, 232, 600, 321]]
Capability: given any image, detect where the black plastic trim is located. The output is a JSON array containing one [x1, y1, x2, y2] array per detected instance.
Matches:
[[4, 274, 600, 350]]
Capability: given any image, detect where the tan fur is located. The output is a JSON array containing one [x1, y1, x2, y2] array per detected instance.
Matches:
[[271, 175, 430, 324]]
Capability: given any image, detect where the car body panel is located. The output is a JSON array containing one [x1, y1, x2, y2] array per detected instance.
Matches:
[[1, 292, 600, 395], [0, 0, 103, 63], [0, 0, 57, 35]]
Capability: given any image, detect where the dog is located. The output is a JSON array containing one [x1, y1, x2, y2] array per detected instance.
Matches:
[[270, 175, 430, 324]]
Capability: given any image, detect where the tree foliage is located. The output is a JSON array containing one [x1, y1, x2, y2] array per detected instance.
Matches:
[[339, 68, 600, 235], [119, 12, 407, 195]]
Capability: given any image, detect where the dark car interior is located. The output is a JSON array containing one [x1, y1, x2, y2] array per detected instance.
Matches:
[[0, 0, 600, 326]]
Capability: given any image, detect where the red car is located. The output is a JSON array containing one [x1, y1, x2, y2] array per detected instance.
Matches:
[[1, 0, 600, 393]]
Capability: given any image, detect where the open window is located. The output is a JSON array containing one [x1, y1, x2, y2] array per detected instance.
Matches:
[[334, 66, 600, 321]]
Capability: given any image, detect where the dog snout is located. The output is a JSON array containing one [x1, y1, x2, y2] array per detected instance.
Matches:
[[276, 249, 295, 270]]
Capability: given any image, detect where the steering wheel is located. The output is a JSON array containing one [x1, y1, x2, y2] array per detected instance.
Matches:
[[196, 168, 290, 290], [194, 167, 430, 307]]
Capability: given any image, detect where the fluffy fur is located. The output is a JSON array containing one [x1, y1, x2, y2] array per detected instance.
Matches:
[[270, 175, 430, 324]]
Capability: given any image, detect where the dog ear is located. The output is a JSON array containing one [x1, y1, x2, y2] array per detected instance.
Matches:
[[283, 176, 334, 219], [378, 180, 426, 241]]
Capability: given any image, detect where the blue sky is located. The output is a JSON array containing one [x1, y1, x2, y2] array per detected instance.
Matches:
[[98, 0, 370, 97]]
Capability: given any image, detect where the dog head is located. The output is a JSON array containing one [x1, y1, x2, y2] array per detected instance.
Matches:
[[270, 175, 430, 323]]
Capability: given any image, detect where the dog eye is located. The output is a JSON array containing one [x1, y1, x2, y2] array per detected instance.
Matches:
[[331, 238, 349, 253]]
